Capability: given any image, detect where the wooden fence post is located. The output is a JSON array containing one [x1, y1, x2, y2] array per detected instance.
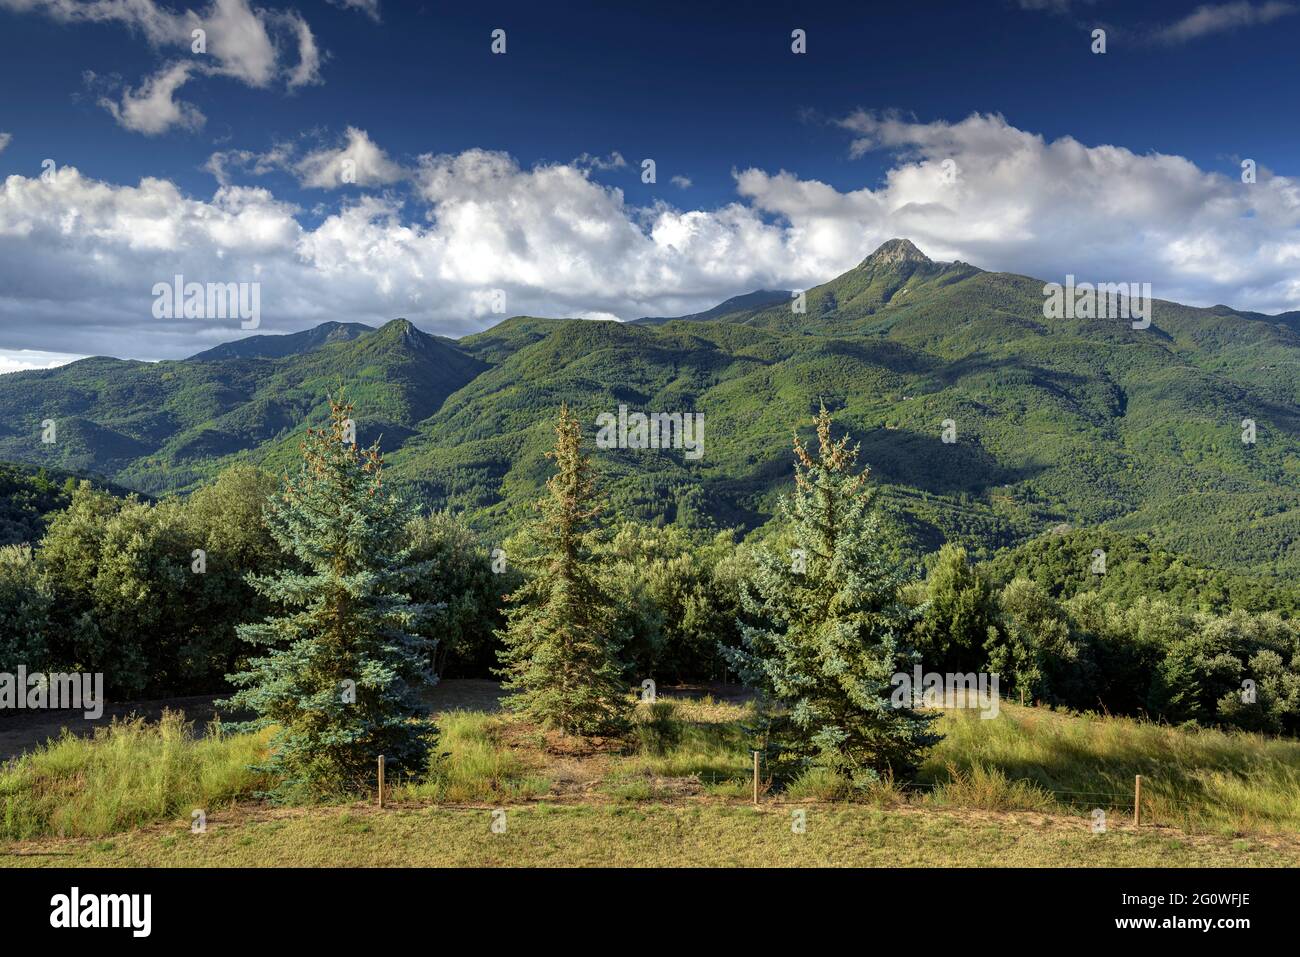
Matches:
[[1133, 774, 1142, 827], [752, 751, 760, 807], [378, 754, 385, 809]]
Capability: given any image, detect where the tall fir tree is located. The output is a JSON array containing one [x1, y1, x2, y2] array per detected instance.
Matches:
[[723, 404, 940, 788], [495, 405, 629, 736], [221, 396, 436, 798]]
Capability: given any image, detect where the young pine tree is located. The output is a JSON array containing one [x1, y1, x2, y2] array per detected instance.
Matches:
[[496, 406, 629, 736], [723, 405, 940, 789], [222, 397, 436, 798]]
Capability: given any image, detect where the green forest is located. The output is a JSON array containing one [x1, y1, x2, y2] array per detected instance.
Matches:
[[2, 242, 1300, 812], [3, 397, 1298, 753]]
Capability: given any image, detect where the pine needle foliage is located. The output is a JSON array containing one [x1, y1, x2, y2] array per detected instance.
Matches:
[[221, 395, 436, 799], [724, 404, 940, 789], [495, 405, 630, 736]]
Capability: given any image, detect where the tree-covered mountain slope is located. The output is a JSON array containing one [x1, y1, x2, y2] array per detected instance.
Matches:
[[186, 321, 375, 361], [633, 289, 791, 326], [0, 318, 488, 494], [1, 239, 1298, 578], [0, 462, 142, 546]]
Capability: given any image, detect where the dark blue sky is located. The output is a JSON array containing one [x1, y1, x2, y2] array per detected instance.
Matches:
[[2, 0, 1299, 364], [2, 0, 1296, 211]]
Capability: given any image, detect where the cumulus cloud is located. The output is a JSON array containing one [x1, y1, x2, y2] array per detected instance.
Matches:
[[295, 127, 405, 188], [203, 142, 295, 185], [0, 132, 11, 153], [1154, 2, 1297, 43], [0, 166, 304, 358], [2, 0, 324, 130], [204, 129, 403, 188], [823, 110, 1300, 306], [3, 116, 1300, 361], [99, 61, 206, 135], [670, 175, 692, 189]]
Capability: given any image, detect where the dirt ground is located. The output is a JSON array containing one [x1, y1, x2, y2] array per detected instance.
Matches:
[[0, 678, 753, 763]]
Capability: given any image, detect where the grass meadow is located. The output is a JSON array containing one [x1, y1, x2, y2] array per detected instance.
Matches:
[[3, 692, 1299, 866]]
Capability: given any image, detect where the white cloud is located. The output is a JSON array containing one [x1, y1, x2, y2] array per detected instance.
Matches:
[[670, 175, 692, 189], [0, 349, 85, 374], [203, 128, 403, 188], [2, 0, 324, 129], [0, 133, 11, 153], [0, 0, 187, 42], [0, 167, 305, 357], [574, 151, 627, 172], [295, 127, 405, 188], [281, 9, 324, 88], [99, 61, 206, 135], [1155, 1, 1297, 43], [197, 0, 279, 86], [817, 110, 1300, 304], [203, 142, 295, 185], [4, 117, 1300, 360]]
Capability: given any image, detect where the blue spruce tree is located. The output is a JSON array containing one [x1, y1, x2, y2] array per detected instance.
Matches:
[[221, 396, 436, 799], [723, 404, 940, 789]]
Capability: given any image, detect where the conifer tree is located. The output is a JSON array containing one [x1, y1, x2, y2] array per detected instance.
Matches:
[[723, 404, 939, 788], [496, 405, 629, 736], [222, 396, 435, 798]]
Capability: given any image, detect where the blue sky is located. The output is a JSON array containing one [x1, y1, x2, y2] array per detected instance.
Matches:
[[2, 0, 1300, 364]]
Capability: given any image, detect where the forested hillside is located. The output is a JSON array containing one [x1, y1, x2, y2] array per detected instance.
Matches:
[[1, 239, 1298, 581], [0, 462, 136, 547]]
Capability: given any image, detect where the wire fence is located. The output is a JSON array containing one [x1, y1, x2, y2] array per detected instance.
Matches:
[[662, 685, 1219, 814], [687, 771, 1156, 808]]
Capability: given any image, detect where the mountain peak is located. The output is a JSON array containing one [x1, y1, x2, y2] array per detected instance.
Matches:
[[860, 238, 932, 269], [377, 317, 421, 341], [372, 317, 451, 357]]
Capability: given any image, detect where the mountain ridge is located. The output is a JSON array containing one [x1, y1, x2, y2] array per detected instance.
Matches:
[[2, 239, 1298, 579], [187, 320, 375, 361]]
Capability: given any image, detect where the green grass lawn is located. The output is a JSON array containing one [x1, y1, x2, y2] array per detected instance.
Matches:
[[3, 694, 1299, 867], [4, 802, 1296, 868]]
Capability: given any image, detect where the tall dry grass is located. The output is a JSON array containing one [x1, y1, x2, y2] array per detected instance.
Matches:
[[0, 711, 270, 839]]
